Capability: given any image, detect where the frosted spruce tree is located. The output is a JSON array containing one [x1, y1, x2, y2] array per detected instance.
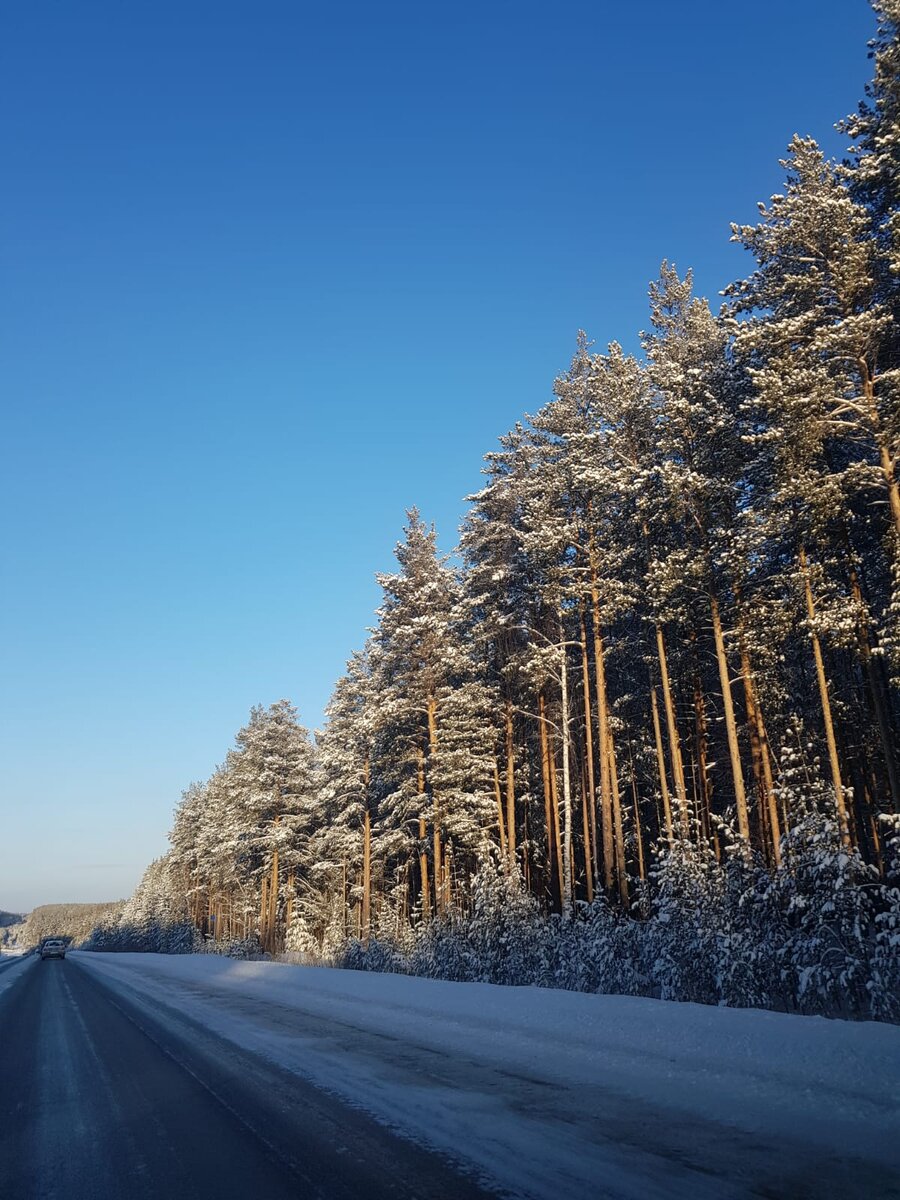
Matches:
[[370, 511, 496, 921], [728, 135, 900, 837], [317, 648, 380, 943], [642, 265, 759, 853], [223, 700, 317, 952]]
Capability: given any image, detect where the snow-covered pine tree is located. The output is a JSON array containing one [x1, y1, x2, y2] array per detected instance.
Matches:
[[643, 264, 756, 853], [530, 346, 630, 907], [370, 511, 495, 921], [115, 855, 195, 952], [225, 700, 317, 952], [728, 135, 900, 836], [841, 1, 900, 691], [841, 0, 900, 333], [317, 648, 379, 942], [463, 424, 565, 908]]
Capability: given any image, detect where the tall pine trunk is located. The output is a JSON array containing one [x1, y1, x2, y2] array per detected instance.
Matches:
[[417, 747, 431, 919], [799, 544, 850, 843], [505, 701, 517, 868], [609, 726, 628, 905], [578, 604, 598, 881], [362, 756, 372, 941], [860, 359, 900, 540], [559, 619, 573, 918], [362, 808, 372, 942], [268, 846, 279, 953], [494, 759, 508, 863], [846, 559, 900, 809], [539, 691, 562, 911], [737, 632, 780, 864], [650, 681, 674, 840], [580, 766, 594, 903], [655, 622, 689, 835], [548, 721, 565, 910], [709, 590, 750, 844], [589, 556, 617, 892], [427, 697, 443, 915]]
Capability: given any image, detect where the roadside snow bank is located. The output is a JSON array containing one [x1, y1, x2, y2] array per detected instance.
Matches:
[[73, 952, 900, 1200], [0, 952, 36, 999]]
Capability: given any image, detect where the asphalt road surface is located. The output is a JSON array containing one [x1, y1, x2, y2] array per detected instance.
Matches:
[[0, 957, 494, 1200]]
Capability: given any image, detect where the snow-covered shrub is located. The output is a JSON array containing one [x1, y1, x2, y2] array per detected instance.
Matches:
[[715, 851, 786, 1010], [336, 937, 406, 974], [773, 811, 879, 1016], [566, 898, 653, 997], [870, 816, 900, 1022], [645, 839, 724, 1004], [320, 903, 349, 963], [199, 935, 262, 959], [284, 914, 319, 960], [454, 851, 551, 986], [408, 914, 479, 982]]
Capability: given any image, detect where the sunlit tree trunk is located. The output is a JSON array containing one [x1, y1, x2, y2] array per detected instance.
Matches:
[[494, 758, 508, 863], [589, 556, 616, 891], [608, 726, 627, 904], [738, 634, 780, 864], [558, 619, 573, 918], [426, 697, 443, 915], [642, 513, 688, 835], [362, 809, 372, 942], [654, 623, 689, 836], [690, 629, 714, 852], [417, 746, 431, 919], [505, 701, 517, 868], [268, 846, 279, 953], [259, 875, 268, 948], [285, 872, 295, 943], [580, 766, 594, 903], [539, 691, 561, 910], [362, 756, 372, 941], [629, 745, 646, 881], [799, 544, 850, 843], [578, 603, 598, 881], [341, 859, 348, 938], [860, 360, 900, 540], [709, 591, 750, 844], [548, 721, 565, 909], [650, 680, 674, 841]]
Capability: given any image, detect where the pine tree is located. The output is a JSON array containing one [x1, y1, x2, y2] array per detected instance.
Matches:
[[644, 264, 755, 850], [225, 700, 317, 952], [728, 135, 900, 831], [371, 511, 495, 919]]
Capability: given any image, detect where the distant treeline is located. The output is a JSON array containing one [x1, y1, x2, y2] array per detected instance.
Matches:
[[23, 902, 123, 947]]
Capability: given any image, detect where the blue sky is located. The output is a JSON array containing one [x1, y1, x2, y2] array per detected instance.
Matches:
[[0, 1, 875, 912]]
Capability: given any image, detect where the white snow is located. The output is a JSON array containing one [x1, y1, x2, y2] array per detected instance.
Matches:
[[72, 952, 900, 1199], [0, 952, 36, 996]]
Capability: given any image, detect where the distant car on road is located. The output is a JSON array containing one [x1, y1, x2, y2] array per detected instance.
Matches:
[[40, 939, 67, 960]]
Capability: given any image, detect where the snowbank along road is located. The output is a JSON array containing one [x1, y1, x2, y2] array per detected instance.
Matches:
[[1, 952, 899, 1199]]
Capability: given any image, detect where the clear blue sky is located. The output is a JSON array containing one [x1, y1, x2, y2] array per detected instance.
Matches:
[[0, 1, 874, 912]]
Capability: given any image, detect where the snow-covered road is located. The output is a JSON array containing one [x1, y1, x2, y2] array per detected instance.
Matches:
[[73, 952, 900, 1200], [0, 955, 489, 1200]]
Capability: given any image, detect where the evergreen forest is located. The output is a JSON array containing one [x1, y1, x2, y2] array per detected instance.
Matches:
[[91, 2, 900, 1020]]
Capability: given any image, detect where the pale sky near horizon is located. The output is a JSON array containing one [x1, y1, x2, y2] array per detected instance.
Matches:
[[0, 0, 876, 912]]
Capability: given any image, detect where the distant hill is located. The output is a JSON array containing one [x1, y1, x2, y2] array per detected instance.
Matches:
[[22, 902, 123, 947], [0, 911, 26, 947]]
